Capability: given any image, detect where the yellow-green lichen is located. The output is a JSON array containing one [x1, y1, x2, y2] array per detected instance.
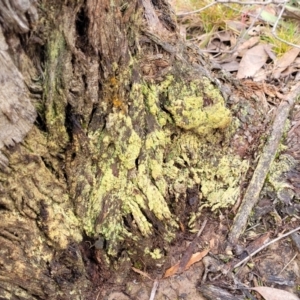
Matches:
[[46, 203, 82, 248], [83, 74, 247, 258], [267, 154, 296, 195], [125, 197, 152, 236], [5, 131, 82, 250], [105, 112, 142, 169], [145, 130, 168, 150], [144, 247, 163, 259], [164, 78, 231, 136], [163, 132, 249, 212], [136, 171, 171, 220], [200, 155, 248, 211]]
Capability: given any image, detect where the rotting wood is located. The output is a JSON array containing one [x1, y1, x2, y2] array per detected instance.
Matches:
[[228, 82, 300, 244]]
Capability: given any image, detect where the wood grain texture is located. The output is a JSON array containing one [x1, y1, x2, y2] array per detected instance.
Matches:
[[0, 0, 38, 166], [0, 27, 36, 166], [0, 0, 38, 33]]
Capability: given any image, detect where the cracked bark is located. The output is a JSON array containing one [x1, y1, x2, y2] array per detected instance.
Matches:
[[0, 0, 240, 298]]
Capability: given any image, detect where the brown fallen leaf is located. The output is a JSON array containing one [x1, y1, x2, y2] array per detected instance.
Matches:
[[237, 44, 270, 79], [237, 36, 260, 55], [163, 262, 180, 278], [226, 20, 247, 33], [209, 238, 215, 249], [131, 267, 154, 281], [185, 248, 210, 269], [273, 47, 300, 79], [163, 248, 209, 278], [281, 65, 298, 77], [251, 286, 300, 300], [263, 82, 278, 98], [221, 61, 240, 72]]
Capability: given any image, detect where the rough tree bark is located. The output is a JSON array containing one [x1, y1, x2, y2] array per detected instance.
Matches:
[[0, 0, 247, 298]]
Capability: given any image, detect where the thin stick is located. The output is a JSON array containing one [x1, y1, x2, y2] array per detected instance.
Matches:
[[228, 82, 300, 244], [149, 279, 159, 300], [233, 226, 300, 269], [279, 253, 298, 275], [197, 218, 208, 238]]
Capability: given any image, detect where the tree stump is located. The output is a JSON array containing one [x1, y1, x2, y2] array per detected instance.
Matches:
[[0, 0, 247, 298]]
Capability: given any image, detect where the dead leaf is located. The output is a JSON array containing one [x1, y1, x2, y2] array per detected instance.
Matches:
[[209, 238, 215, 249], [177, 219, 208, 273], [281, 65, 298, 77], [221, 61, 239, 72], [273, 47, 300, 79], [248, 25, 262, 36], [216, 31, 232, 42], [185, 249, 210, 269], [264, 45, 276, 61], [163, 262, 180, 278], [226, 20, 247, 33], [237, 36, 260, 55], [131, 267, 153, 281], [245, 232, 270, 254], [251, 286, 300, 300], [263, 82, 277, 98], [163, 249, 209, 278], [253, 68, 267, 82], [284, 4, 300, 21], [237, 44, 269, 79]]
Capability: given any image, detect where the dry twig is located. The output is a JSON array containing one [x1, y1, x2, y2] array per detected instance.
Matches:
[[228, 82, 300, 244], [233, 225, 300, 269], [149, 279, 159, 300]]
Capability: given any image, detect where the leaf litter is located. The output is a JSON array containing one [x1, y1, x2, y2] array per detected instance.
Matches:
[[251, 286, 300, 300]]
